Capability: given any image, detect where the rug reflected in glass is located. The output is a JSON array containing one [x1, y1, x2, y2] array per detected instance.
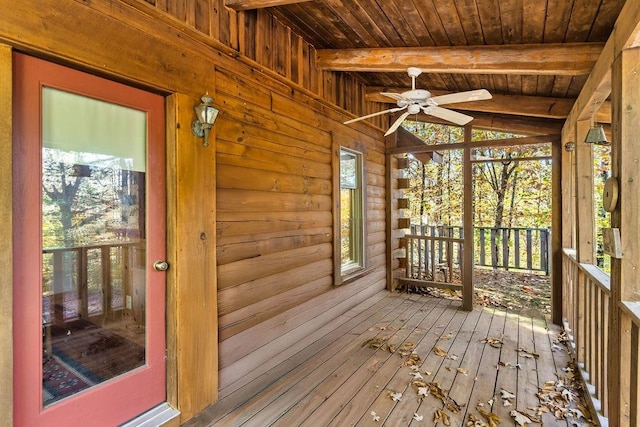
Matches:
[[42, 319, 145, 406]]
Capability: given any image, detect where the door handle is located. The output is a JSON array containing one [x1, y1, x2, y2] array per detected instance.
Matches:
[[153, 260, 169, 271]]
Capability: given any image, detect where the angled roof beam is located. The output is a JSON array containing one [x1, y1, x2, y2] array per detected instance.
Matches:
[[562, 0, 640, 140], [316, 43, 604, 76], [225, 0, 312, 11]]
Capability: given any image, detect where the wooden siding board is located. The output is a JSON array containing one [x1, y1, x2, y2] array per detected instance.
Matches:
[[522, 0, 546, 43], [194, 291, 396, 425], [0, 44, 13, 426], [217, 243, 332, 290], [217, 164, 331, 195], [218, 276, 332, 339], [217, 227, 332, 265], [475, 0, 503, 44], [500, 0, 524, 44], [217, 211, 333, 237], [218, 271, 386, 391], [566, 0, 600, 41]]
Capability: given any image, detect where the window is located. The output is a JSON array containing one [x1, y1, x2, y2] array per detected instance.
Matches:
[[339, 148, 364, 275]]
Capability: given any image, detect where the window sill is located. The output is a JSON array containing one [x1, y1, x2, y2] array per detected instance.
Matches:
[[337, 266, 374, 286]]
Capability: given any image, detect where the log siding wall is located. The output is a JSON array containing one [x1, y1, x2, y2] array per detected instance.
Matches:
[[213, 61, 388, 393], [0, 0, 389, 421]]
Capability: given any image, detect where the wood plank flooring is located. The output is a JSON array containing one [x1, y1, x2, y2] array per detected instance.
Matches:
[[185, 291, 578, 426]]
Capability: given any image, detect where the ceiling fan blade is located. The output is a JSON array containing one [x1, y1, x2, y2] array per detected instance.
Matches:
[[430, 89, 492, 106], [384, 111, 411, 136], [343, 106, 406, 124], [380, 92, 410, 102], [425, 106, 474, 126]]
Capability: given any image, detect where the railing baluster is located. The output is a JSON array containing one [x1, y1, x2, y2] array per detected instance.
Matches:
[[526, 229, 533, 270], [502, 228, 509, 270], [514, 230, 520, 268]]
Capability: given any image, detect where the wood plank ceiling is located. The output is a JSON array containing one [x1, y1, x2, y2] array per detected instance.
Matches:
[[227, 0, 625, 130]]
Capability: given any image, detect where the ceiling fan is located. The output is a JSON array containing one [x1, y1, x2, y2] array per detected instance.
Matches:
[[344, 67, 492, 136]]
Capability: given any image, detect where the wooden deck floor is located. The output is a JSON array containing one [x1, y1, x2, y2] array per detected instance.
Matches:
[[185, 291, 581, 426]]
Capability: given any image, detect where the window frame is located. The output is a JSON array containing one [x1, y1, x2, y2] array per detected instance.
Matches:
[[334, 145, 367, 285]]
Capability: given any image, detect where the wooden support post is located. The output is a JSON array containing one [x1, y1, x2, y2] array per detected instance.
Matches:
[[610, 47, 640, 427], [0, 43, 13, 425], [561, 136, 575, 248], [462, 126, 474, 311], [552, 140, 563, 324], [166, 93, 219, 420], [574, 119, 595, 264]]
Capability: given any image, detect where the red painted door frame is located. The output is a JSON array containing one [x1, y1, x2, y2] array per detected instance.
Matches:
[[13, 53, 167, 426]]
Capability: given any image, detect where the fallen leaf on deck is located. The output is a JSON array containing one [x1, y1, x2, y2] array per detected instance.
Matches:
[[467, 414, 488, 427], [511, 410, 533, 426], [440, 332, 454, 341], [417, 387, 429, 397], [370, 411, 380, 422], [433, 409, 450, 425], [447, 354, 459, 361], [500, 389, 516, 399], [388, 343, 396, 353], [413, 412, 424, 421], [412, 379, 428, 389], [362, 338, 385, 349], [410, 371, 424, 380], [404, 352, 422, 366], [481, 337, 504, 348], [389, 391, 402, 402], [427, 382, 463, 413], [434, 346, 448, 357], [457, 367, 469, 375], [477, 406, 502, 427], [516, 348, 540, 359], [398, 341, 415, 356]]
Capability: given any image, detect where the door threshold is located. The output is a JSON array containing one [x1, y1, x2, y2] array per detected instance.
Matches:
[[121, 403, 180, 427]]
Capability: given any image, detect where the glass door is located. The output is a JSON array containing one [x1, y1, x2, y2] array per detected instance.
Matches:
[[13, 54, 166, 426]]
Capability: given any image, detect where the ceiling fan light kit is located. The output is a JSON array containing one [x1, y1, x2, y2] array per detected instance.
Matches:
[[343, 67, 492, 136]]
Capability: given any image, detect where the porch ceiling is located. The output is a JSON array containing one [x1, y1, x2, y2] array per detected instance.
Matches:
[[227, 0, 624, 128]]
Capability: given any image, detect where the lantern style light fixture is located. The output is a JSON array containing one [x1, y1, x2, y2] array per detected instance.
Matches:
[[584, 100, 609, 145], [191, 93, 219, 147], [584, 124, 609, 145]]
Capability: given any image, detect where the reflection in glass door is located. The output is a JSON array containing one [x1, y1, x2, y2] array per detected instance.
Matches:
[[40, 88, 148, 405]]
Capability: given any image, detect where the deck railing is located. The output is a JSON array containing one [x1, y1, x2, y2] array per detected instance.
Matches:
[[404, 225, 464, 289], [562, 248, 610, 422], [42, 241, 144, 325], [405, 225, 550, 283]]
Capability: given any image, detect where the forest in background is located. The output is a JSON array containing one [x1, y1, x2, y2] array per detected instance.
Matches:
[[402, 121, 612, 273]]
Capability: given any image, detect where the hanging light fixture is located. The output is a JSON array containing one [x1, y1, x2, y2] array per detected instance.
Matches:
[[584, 100, 609, 145], [585, 124, 609, 145], [191, 93, 219, 147]]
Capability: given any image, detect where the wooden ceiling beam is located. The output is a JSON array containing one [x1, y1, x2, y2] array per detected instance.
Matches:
[[316, 43, 604, 76], [402, 111, 566, 136], [225, 0, 312, 11], [367, 88, 575, 120]]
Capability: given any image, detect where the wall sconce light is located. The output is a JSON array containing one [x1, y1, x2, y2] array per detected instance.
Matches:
[[192, 93, 219, 147], [584, 124, 609, 145], [564, 142, 576, 152]]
